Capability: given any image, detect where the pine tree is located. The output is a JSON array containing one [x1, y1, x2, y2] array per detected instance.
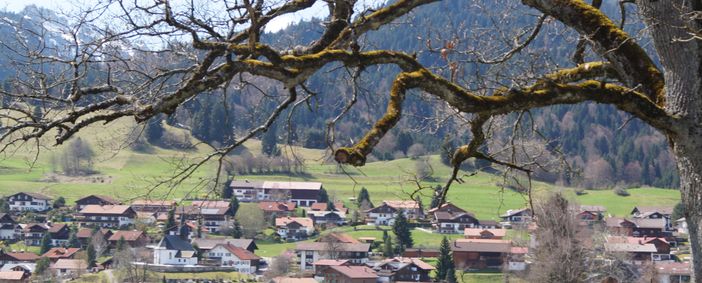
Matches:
[[318, 188, 329, 203], [116, 236, 126, 251], [232, 222, 243, 239], [383, 234, 394, 257], [230, 196, 240, 217], [87, 243, 96, 267], [40, 232, 52, 254], [392, 212, 413, 253], [145, 115, 165, 145], [357, 187, 371, 206], [164, 208, 176, 236], [67, 227, 81, 248], [436, 236, 455, 281], [445, 265, 457, 283]]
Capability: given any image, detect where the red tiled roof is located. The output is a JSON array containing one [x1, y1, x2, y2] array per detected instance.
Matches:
[[313, 259, 349, 266], [258, 202, 296, 212], [79, 205, 133, 215], [191, 200, 230, 208], [275, 217, 313, 228], [216, 244, 260, 260], [464, 228, 507, 238], [329, 266, 377, 279], [108, 230, 145, 242], [42, 247, 81, 259], [6, 252, 40, 261], [0, 271, 26, 280], [51, 259, 87, 270], [48, 223, 68, 233], [76, 228, 111, 239]]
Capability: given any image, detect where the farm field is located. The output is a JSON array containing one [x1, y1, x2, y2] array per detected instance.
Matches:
[[0, 116, 681, 220]]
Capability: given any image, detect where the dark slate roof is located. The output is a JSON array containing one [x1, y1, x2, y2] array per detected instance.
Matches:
[[159, 235, 194, 251]]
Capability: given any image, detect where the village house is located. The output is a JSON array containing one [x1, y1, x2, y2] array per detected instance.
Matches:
[[21, 223, 48, 246], [655, 262, 692, 283], [229, 180, 323, 207], [175, 205, 231, 233], [370, 257, 434, 282], [206, 243, 261, 273], [276, 217, 315, 241], [318, 265, 378, 283], [0, 263, 36, 275], [191, 238, 258, 254], [130, 199, 177, 213], [365, 200, 423, 226], [74, 195, 121, 211], [258, 201, 297, 220], [675, 218, 688, 234], [402, 248, 439, 258], [0, 214, 20, 241], [0, 252, 39, 266], [296, 242, 371, 271], [310, 201, 348, 214], [578, 205, 607, 223], [606, 217, 668, 238], [42, 247, 81, 262], [451, 239, 512, 269], [313, 259, 350, 278], [7, 192, 52, 212], [605, 235, 673, 263], [77, 205, 136, 228], [75, 228, 112, 249], [47, 223, 71, 247], [631, 206, 675, 231], [50, 259, 87, 280], [271, 277, 319, 283], [464, 228, 507, 240], [0, 270, 29, 282], [499, 208, 532, 226], [153, 235, 198, 265], [308, 210, 347, 226], [432, 210, 481, 233], [108, 230, 150, 248]]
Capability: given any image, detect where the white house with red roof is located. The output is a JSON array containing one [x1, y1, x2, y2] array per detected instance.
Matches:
[[276, 217, 314, 241], [207, 243, 261, 273]]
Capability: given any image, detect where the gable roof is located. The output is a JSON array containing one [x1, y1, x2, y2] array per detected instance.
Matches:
[[427, 202, 466, 214], [464, 228, 507, 238], [604, 243, 658, 253], [656, 262, 692, 275], [0, 263, 35, 272], [434, 211, 477, 222], [213, 244, 260, 260], [329, 266, 378, 279], [8, 192, 52, 200], [376, 257, 435, 271], [500, 208, 531, 218], [258, 202, 296, 212], [42, 247, 81, 259], [0, 271, 26, 280], [48, 223, 68, 234], [580, 205, 606, 213], [0, 213, 16, 224], [131, 199, 177, 206], [632, 206, 673, 215], [79, 205, 134, 215], [76, 228, 111, 239], [75, 195, 120, 205], [451, 239, 512, 253], [296, 242, 371, 252], [262, 181, 322, 191], [313, 259, 349, 266], [275, 217, 313, 228], [22, 223, 48, 232], [382, 200, 420, 210], [271, 277, 319, 283], [108, 230, 145, 242], [191, 200, 230, 209], [5, 252, 40, 262], [51, 259, 87, 270], [158, 235, 194, 251], [317, 233, 359, 244], [191, 238, 256, 250]]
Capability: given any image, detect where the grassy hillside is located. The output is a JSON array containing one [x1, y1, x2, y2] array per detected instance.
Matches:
[[0, 116, 681, 220]]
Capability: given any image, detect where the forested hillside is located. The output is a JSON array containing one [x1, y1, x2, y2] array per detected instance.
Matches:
[[0, 1, 677, 189]]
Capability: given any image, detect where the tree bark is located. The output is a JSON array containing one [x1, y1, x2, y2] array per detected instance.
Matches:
[[637, 0, 702, 281]]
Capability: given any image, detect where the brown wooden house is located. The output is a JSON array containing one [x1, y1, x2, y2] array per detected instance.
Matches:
[[74, 195, 121, 211], [451, 239, 512, 269]]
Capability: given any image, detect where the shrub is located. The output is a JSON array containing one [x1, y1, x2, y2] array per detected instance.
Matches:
[[613, 186, 630, 197]]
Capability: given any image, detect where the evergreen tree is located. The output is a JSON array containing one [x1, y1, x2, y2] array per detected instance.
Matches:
[[445, 265, 458, 283], [672, 201, 686, 221], [87, 243, 96, 267], [53, 196, 65, 209], [383, 234, 394, 257], [396, 131, 413, 154], [303, 129, 326, 149], [222, 179, 233, 198], [191, 97, 213, 142], [327, 200, 336, 212], [392, 212, 413, 252], [318, 188, 329, 203], [436, 236, 455, 280], [145, 115, 165, 144], [40, 232, 52, 254], [209, 101, 234, 145], [232, 222, 243, 239], [116, 236, 126, 251], [34, 257, 50, 276], [163, 208, 176, 236], [193, 243, 202, 261], [230, 196, 240, 217], [382, 230, 389, 241], [357, 187, 371, 206], [67, 227, 81, 248], [261, 123, 279, 156]]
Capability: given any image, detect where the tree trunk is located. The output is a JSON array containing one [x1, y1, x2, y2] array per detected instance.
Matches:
[[637, 0, 702, 281]]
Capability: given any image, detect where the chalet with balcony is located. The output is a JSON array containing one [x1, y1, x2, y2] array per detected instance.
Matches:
[[258, 201, 297, 220], [191, 238, 257, 254], [632, 206, 674, 231], [308, 210, 347, 226], [175, 205, 230, 233], [464, 228, 507, 240], [108, 230, 150, 248], [318, 265, 378, 283], [74, 195, 121, 211], [370, 257, 434, 282], [42, 248, 80, 262], [75, 228, 112, 249], [21, 223, 48, 246], [606, 217, 668, 238], [77, 205, 136, 228], [47, 223, 70, 247], [0, 214, 20, 241], [578, 205, 606, 223], [0, 251, 39, 266], [296, 242, 371, 271], [7, 192, 52, 212], [130, 200, 176, 213], [365, 200, 423, 226], [500, 208, 532, 226], [206, 243, 260, 273], [451, 239, 512, 269], [606, 236, 672, 263], [276, 217, 314, 241], [229, 180, 322, 207]]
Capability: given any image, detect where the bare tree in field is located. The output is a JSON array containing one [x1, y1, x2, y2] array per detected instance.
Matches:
[[0, 0, 701, 280]]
